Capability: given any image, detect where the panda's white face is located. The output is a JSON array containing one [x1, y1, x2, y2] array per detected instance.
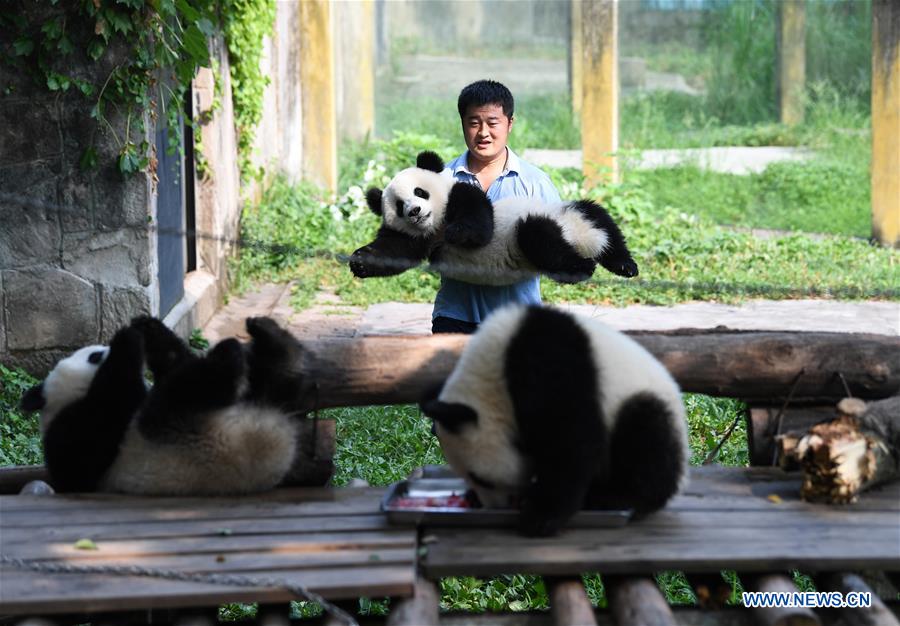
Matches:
[[381, 167, 452, 238], [37, 345, 109, 433]]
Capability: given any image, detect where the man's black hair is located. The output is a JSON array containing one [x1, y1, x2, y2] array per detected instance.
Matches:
[[457, 80, 514, 120]]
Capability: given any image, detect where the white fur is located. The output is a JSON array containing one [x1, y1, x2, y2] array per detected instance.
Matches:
[[102, 405, 299, 495], [435, 305, 689, 507], [39, 345, 108, 434]]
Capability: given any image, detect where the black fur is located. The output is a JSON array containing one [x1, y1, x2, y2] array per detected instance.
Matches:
[[366, 187, 383, 216], [443, 182, 494, 248], [420, 399, 478, 435], [39, 327, 149, 492], [504, 307, 606, 537], [570, 200, 638, 278], [21, 383, 45, 411], [586, 392, 685, 515], [416, 150, 445, 173], [245, 316, 307, 410], [349, 225, 431, 278], [130, 316, 197, 383], [516, 215, 597, 283]]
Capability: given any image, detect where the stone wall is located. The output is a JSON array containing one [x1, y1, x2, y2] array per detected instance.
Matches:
[[0, 3, 156, 374]]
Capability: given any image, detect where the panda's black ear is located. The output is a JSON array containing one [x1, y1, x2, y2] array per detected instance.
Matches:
[[416, 151, 444, 174], [366, 187, 383, 216], [420, 399, 477, 434], [20, 383, 46, 412]]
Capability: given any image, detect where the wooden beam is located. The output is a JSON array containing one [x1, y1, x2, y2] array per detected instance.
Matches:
[[605, 576, 676, 626], [386, 576, 439, 626], [580, 0, 618, 186], [292, 331, 900, 412], [742, 573, 820, 626], [777, 0, 806, 125], [299, 0, 337, 192], [817, 572, 900, 626], [547, 577, 597, 626], [872, 0, 900, 247]]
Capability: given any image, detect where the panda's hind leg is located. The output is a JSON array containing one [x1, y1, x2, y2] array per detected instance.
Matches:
[[245, 316, 308, 409], [591, 392, 686, 515], [570, 200, 638, 278], [516, 215, 597, 283], [137, 338, 246, 439], [130, 316, 196, 383]]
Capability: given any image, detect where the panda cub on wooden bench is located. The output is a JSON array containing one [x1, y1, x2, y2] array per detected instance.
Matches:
[[21, 316, 306, 495], [420, 305, 690, 537]]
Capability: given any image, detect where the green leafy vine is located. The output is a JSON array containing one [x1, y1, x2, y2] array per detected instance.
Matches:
[[1, 0, 274, 180]]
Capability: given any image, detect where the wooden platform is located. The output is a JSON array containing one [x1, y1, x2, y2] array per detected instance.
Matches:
[[420, 466, 900, 578], [0, 487, 416, 615], [0, 467, 898, 619]]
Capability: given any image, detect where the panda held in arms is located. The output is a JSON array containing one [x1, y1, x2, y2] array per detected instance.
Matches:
[[349, 151, 638, 286], [21, 316, 306, 495], [420, 304, 689, 537]]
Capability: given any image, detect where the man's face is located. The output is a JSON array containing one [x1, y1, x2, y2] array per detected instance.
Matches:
[[462, 103, 513, 164]]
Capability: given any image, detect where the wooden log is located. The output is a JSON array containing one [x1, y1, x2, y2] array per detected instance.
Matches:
[[742, 574, 820, 626], [386, 575, 439, 626], [777, 397, 900, 504], [547, 577, 597, 626], [816, 572, 900, 626], [748, 406, 835, 467], [257, 603, 292, 626], [605, 576, 676, 626], [293, 332, 900, 411]]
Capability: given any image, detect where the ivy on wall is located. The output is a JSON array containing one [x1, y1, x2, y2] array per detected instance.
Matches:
[[0, 0, 274, 180]]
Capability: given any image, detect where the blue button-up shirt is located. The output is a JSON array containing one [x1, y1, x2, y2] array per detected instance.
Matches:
[[433, 148, 562, 324]]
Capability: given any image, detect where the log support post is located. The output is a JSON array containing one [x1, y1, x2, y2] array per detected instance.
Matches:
[[581, 0, 618, 187], [547, 576, 597, 626], [817, 572, 900, 626], [872, 0, 900, 247], [777, 0, 806, 125], [386, 576, 439, 626], [742, 573, 820, 626], [299, 0, 337, 192], [605, 576, 676, 626]]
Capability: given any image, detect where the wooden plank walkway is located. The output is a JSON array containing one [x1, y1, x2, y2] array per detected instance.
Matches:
[[0, 487, 416, 615], [420, 466, 900, 578]]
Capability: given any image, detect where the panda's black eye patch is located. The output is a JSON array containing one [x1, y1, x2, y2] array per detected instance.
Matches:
[[395, 198, 405, 217], [413, 187, 430, 200], [88, 351, 105, 365], [468, 471, 496, 490]]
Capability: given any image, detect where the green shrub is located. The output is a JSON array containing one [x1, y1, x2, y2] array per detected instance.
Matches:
[[0, 365, 42, 466]]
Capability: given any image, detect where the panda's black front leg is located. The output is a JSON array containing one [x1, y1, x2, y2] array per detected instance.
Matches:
[[245, 316, 311, 409], [349, 226, 431, 278], [130, 316, 197, 383], [443, 182, 494, 248]]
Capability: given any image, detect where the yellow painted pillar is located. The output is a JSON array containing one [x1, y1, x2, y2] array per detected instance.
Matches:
[[571, 0, 583, 116], [300, 0, 337, 192], [777, 0, 806, 125], [872, 0, 900, 247], [335, 0, 375, 141], [581, 0, 618, 187]]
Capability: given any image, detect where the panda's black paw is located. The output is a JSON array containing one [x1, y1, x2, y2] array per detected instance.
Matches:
[[601, 257, 639, 278], [549, 258, 597, 284], [245, 316, 283, 340]]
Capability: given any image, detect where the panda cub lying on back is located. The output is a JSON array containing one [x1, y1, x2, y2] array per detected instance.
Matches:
[[420, 305, 689, 537], [21, 316, 305, 495], [349, 151, 638, 285]]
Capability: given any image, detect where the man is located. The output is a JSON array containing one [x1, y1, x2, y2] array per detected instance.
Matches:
[[432, 79, 562, 334]]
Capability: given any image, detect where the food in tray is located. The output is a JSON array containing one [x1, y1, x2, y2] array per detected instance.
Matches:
[[391, 494, 472, 509]]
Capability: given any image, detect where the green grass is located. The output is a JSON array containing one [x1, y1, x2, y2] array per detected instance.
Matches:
[[0, 364, 42, 466]]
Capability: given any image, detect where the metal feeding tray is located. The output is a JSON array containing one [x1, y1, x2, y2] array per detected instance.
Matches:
[[381, 473, 633, 528]]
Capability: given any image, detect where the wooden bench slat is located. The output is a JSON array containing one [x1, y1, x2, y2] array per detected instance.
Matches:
[[0, 563, 415, 614], [3, 513, 394, 543]]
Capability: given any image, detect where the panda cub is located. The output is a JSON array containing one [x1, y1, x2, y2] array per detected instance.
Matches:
[[21, 316, 306, 496], [349, 151, 638, 286], [420, 305, 689, 537]]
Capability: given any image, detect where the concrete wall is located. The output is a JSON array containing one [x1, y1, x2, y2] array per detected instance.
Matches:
[[0, 3, 157, 374], [255, 0, 304, 183]]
